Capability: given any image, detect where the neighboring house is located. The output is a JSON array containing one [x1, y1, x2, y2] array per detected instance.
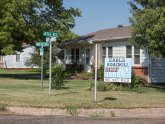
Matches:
[[60, 25, 165, 83], [0, 45, 35, 69]]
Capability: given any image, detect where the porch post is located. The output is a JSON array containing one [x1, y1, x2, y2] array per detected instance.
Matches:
[[94, 44, 98, 102]]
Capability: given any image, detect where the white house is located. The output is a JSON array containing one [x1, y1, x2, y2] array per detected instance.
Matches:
[[60, 25, 165, 83], [0, 45, 35, 69]]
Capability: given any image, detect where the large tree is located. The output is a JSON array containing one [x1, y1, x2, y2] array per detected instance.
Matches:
[[0, 0, 81, 55], [129, 0, 165, 57]]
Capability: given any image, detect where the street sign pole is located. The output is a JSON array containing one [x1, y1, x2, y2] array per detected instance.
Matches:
[[94, 44, 98, 102], [41, 53, 43, 91], [49, 40, 51, 95]]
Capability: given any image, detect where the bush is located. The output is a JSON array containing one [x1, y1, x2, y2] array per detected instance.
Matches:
[[97, 82, 108, 91], [88, 81, 108, 91], [66, 63, 84, 74], [131, 72, 148, 89], [0, 103, 7, 111], [79, 72, 93, 79], [52, 65, 70, 89], [91, 65, 104, 81], [108, 83, 122, 91]]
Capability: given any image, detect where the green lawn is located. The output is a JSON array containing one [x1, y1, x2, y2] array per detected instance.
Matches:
[[0, 69, 165, 109]]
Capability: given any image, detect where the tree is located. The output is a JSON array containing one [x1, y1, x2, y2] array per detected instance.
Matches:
[[0, 0, 81, 55], [129, 0, 165, 57]]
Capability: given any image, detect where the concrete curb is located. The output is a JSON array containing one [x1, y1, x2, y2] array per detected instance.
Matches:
[[7, 107, 165, 118]]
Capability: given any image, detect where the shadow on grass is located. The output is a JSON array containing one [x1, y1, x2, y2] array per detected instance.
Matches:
[[0, 73, 41, 80], [98, 97, 117, 103]]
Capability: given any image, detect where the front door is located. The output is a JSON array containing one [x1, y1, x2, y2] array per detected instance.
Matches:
[[85, 48, 90, 72]]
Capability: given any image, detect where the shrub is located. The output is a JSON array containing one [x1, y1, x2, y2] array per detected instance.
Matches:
[[131, 72, 148, 89], [108, 83, 122, 91], [66, 106, 79, 116], [79, 72, 93, 79], [52, 65, 70, 89], [0, 103, 7, 111], [99, 65, 104, 81], [97, 82, 108, 91], [88, 81, 108, 91], [91, 64, 104, 81]]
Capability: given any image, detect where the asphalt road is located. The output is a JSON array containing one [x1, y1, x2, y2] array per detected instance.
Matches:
[[0, 115, 165, 124]]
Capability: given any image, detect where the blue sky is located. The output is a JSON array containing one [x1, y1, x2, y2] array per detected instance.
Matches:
[[63, 0, 131, 35]]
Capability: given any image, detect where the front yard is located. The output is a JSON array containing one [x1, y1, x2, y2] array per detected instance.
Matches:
[[0, 69, 165, 109]]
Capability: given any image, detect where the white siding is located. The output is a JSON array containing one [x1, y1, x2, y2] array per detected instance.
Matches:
[[140, 49, 149, 67], [99, 39, 149, 67], [4, 46, 35, 68], [113, 46, 125, 57]]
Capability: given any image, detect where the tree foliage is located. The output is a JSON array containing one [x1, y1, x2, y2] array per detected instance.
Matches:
[[129, 0, 165, 57], [0, 0, 81, 55]]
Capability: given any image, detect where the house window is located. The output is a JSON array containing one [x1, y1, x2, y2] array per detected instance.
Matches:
[[102, 47, 113, 63], [126, 46, 132, 58], [134, 47, 140, 64], [85, 49, 90, 65], [102, 47, 106, 63], [16, 53, 21, 62], [71, 48, 79, 63], [108, 47, 113, 57], [71, 49, 74, 63], [76, 48, 79, 63]]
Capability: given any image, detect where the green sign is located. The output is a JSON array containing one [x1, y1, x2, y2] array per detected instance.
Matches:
[[40, 47, 44, 56], [36, 42, 49, 47], [43, 32, 58, 37]]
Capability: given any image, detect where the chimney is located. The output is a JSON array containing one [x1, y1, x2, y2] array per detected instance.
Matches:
[[118, 24, 123, 28]]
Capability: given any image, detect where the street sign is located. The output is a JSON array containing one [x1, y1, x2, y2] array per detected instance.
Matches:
[[36, 42, 49, 47], [43, 32, 58, 37], [40, 47, 44, 56]]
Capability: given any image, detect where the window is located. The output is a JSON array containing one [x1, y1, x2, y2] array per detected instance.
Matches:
[[134, 47, 140, 64], [85, 49, 90, 65], [71, 49, 74, 63], [126, 46, 132, 58], [76, 49, 79, 63], [102, 47, 113, 63], [16, 53, 21, 62], [108, 47, 113, 57], [71, 48, 79, 63]]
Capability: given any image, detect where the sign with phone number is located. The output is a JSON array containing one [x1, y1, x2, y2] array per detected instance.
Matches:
[[104, 57, 132, 83]]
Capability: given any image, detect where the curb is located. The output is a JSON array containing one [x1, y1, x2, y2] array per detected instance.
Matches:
[[7, 107, 165, 118]]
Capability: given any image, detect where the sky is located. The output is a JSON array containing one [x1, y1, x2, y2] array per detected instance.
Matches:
[[63, 0, 131, 35]]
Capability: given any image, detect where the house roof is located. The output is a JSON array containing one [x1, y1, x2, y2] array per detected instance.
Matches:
[[64, 26, 132, 45]]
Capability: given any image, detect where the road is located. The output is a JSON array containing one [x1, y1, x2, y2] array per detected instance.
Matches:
[[0, 115, 165, 124]]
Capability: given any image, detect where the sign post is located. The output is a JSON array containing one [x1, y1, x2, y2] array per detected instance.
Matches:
[[94, 44, 98, 102], [36, 42, 49, 91], [43, 32, 58, 96], [41, 50, 44, 91], [104, 58, 132, 83]]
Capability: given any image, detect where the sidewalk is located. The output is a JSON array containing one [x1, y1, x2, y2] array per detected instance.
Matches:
[[7, 107, 165, 118]]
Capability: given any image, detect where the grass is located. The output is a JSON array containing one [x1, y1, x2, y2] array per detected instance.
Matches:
[[0, 69, 165, 109]]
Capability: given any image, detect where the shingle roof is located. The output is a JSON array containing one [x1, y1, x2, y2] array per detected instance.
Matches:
[[64, 26, 132, 44]]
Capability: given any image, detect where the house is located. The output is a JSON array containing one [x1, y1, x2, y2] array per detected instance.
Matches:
[[0, 44, 35, 69], [60, 25, 165, 83]]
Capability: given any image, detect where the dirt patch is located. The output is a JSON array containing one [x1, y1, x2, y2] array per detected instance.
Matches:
[[7, 107, 165, 118]]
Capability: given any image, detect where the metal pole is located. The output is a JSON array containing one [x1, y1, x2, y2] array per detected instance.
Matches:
[[41, 53, 43, 91], [94, 44, 98, 102], [49, 41, 52, 96]]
